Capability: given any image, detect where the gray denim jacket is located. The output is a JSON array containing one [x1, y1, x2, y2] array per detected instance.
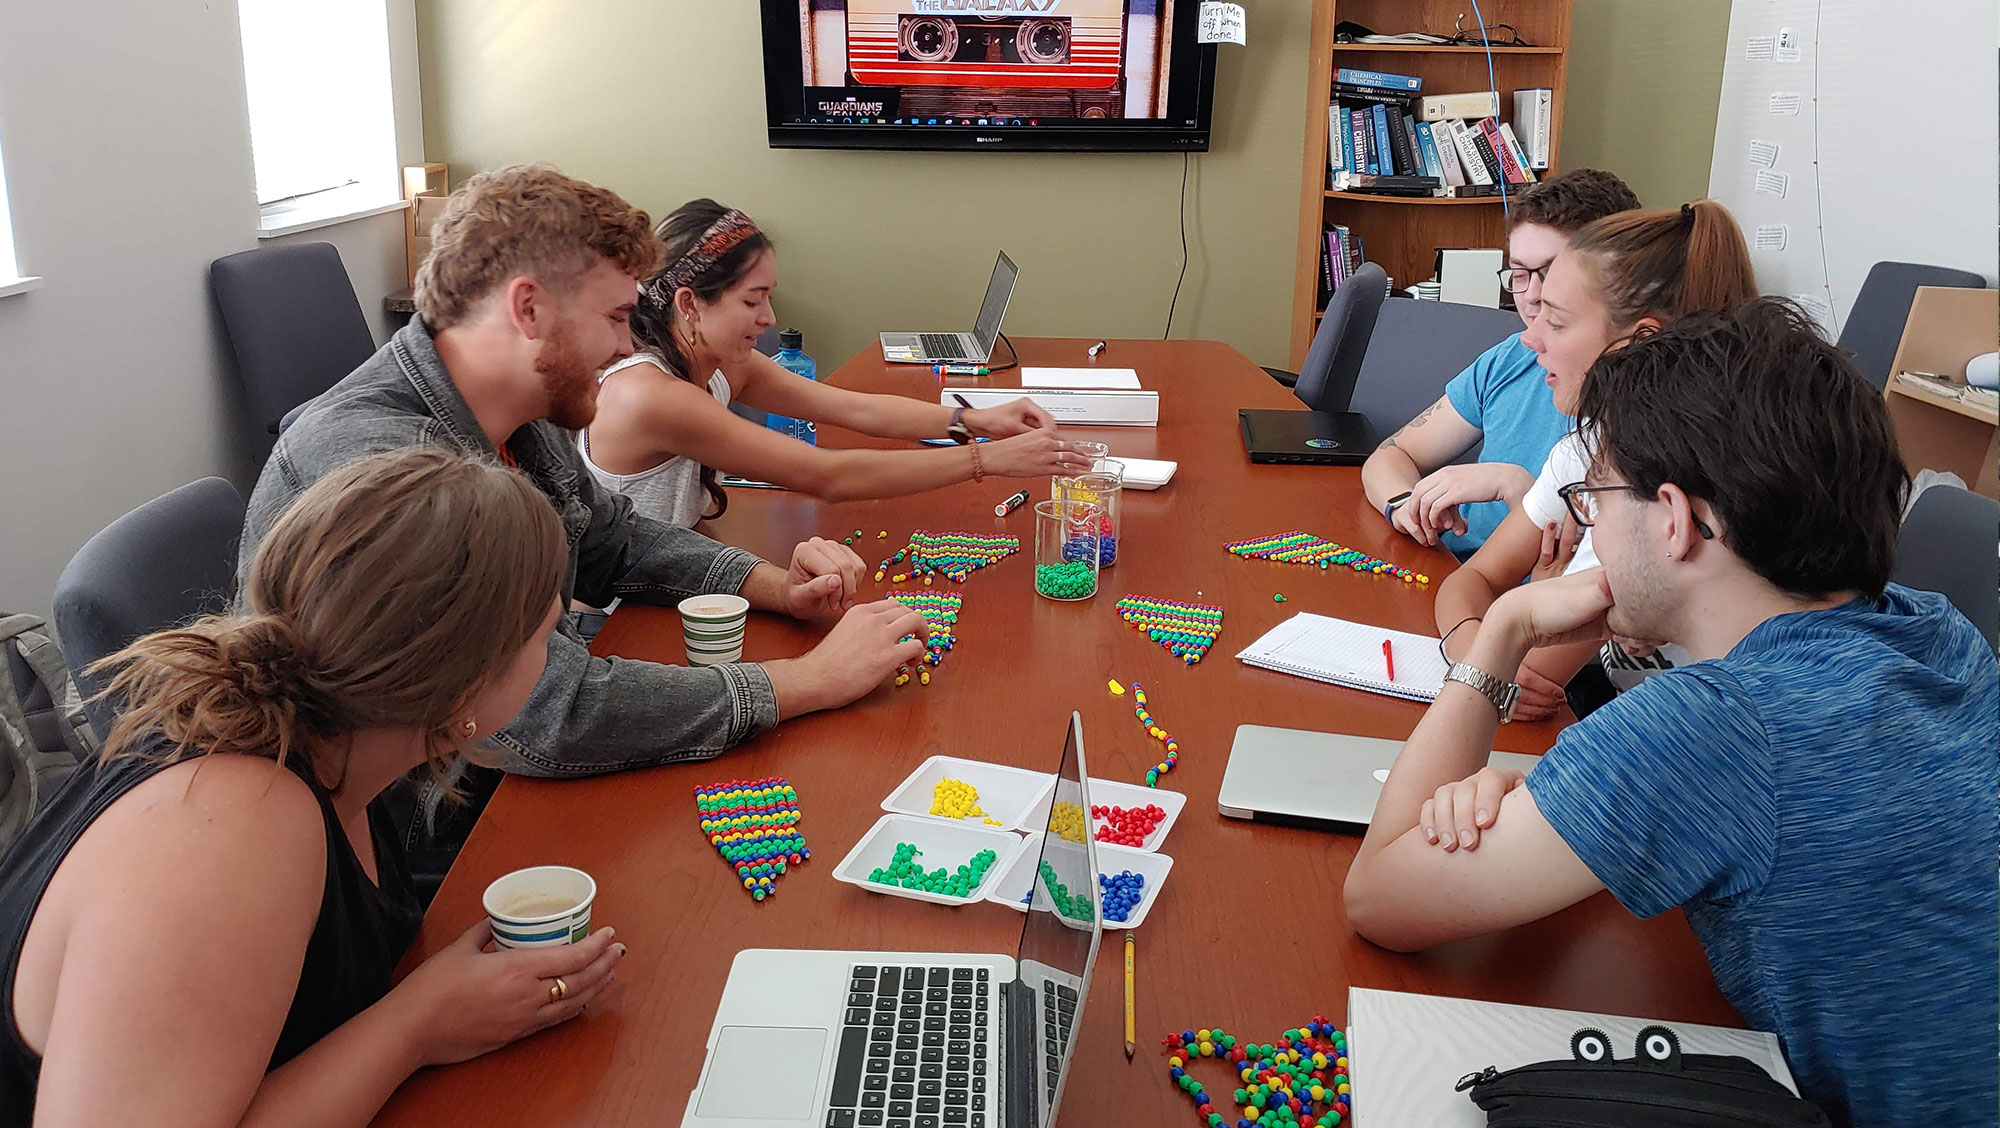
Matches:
[[240, 319, 780, 776]]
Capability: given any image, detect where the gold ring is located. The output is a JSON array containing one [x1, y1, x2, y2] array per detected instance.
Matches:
[[549, 976, 568, 1003]]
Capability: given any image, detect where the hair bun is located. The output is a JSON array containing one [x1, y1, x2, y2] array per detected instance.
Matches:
[[221, 615, 313, 703]]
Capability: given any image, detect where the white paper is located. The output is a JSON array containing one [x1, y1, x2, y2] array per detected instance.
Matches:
[[1768, 91, 1802, 115], [1197, 1, 1246, 45], [1744, 35, 1776, 60], [1791, 293, 1835, 326], [1754, 169, 1789, 197], [1755, 223, 1790, 251], [1020, 367, 1141, 390], [1774, 26, 1801, 62], [1747, 139, 1780, 167]]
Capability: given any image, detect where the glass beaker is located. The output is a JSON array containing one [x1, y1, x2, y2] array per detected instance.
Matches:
[[1053, 464, 1122, 568], [1034, 499, 1100, 601]]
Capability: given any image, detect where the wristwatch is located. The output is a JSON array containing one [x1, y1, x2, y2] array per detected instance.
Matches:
[[1444, 661, 1520, 723], [1384, 490, 1413, 525], [947, 407, 974, 445]]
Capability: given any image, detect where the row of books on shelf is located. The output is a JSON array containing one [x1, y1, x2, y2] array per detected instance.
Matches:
[[1316, 224, 1368, 308], [1323, 68, 1552, 199]]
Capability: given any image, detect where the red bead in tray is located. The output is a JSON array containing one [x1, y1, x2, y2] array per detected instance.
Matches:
[[1092, 802, 1167, 847]]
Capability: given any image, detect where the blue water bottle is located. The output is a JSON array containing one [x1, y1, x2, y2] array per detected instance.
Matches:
[[768, 328, 817, 446]]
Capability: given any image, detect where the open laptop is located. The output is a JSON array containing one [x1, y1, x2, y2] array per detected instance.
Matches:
[[1218, 725, 1541, 832], [1237, 409, 1380, 465], [881, 251, 1018, 365], [683, 712, 1103, 1128]]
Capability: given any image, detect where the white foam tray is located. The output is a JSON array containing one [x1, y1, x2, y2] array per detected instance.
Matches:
[[881, 755, 1057, 831], [1012, 776, 1186, 852], [832, 813, 1023, 907], [983, 830, 1175, 930]]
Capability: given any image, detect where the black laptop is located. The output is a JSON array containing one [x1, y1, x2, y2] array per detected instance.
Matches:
[[1238, 409, 1380, 465]]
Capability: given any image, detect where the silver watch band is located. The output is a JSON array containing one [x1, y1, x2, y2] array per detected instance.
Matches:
[[1444, 661, 1520, 723]]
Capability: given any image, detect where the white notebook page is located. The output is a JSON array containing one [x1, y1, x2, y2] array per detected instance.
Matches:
[[1236, 613, 1448, 700]]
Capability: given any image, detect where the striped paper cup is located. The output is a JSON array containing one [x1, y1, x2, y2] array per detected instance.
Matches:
[[679, 594, 749, 666], [482, 865, 595, 950]]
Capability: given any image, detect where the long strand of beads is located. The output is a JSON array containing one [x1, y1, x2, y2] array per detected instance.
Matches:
[[1131, 682, 1180, 786], [1225, 530, 1429, 584]]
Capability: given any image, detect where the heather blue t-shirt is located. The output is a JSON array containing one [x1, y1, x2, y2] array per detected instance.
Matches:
[[1438, 333, 1568, 555], [1527, 586, 1999, 1127]]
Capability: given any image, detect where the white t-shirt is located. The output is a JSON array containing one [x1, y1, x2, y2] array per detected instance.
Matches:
[[1516, 428, 1690, 691], [578, 354, 731, 528]]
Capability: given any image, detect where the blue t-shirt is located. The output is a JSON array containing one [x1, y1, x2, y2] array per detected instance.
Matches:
[[1438, 333, 1569, 555], [1527, 586, 1999, 1127]]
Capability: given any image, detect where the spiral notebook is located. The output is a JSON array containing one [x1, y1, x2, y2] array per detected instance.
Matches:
[[1235, 613, 1448, 701]]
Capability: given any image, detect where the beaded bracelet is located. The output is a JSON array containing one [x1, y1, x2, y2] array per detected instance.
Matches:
[[1163, 1019, 1351, 1128]]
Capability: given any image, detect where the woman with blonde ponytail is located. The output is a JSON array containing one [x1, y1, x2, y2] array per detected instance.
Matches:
[[1433, 200, 1758, 720], [0, 447, 630, 1126]]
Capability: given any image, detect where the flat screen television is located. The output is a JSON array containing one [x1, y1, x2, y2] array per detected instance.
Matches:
[[760, 0, 1217, 152]]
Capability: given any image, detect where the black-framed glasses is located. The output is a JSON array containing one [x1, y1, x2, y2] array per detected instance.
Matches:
[[1497, 263, 1551, 294], [1558, 482, 1715, 539]]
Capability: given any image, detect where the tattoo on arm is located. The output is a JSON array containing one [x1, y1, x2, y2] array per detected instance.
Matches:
[[1381, 399, 1444, 453]]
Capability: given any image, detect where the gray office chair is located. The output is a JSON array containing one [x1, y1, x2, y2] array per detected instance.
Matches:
[[52, 478, 246, 733], [210, 242, 377, 438], [1347, 297, 1524, 442], [1262, 263, 1389, 412], [1892, 484, 1998, 651], [1838, 262, 1985, 389]]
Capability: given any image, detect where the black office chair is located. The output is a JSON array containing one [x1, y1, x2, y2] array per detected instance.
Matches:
[[210, 242, 378, 439], [1347, 297, 1524, 442], [1838, 262, 1986, 389], [52, 478, 246, 734], [1892, 484, 1999, 652], [1262, 263, 1389, 412]]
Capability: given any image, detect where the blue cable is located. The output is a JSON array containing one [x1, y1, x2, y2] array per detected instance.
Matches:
[[1465, 0, 1508, 221]]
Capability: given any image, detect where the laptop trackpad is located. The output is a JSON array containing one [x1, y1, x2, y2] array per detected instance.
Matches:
[[696, 1026, 827, 1120]]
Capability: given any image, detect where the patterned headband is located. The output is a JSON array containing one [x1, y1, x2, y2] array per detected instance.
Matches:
[[641, 208, 762, 308]]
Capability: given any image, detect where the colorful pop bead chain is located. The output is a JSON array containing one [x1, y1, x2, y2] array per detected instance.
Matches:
[[888, 590, 961, 687], [1131, 682, 1181, 786], [694, 777, 809, 902], [1117, 595, 1224, 665], [1164, 1019, 1351, 1128], [1225, 530, 1429, 585], [876, 530, 1020, 584]]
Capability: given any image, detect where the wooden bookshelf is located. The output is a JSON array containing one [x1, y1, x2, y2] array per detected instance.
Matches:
[[1289, 0, 1572, 368]]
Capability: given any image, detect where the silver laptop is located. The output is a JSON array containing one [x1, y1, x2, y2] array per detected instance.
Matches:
[[683, 712, 1102, 1128], [1218, 725, 1541, 832], [880, 251, 1018, 365]]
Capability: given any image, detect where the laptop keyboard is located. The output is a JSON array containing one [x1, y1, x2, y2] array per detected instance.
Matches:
[[1040, 978, 1078, 1106], [826, 964, 990, 1128], [919, 333, 965, 360]]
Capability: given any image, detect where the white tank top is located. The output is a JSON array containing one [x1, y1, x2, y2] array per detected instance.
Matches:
[[578, 354, 732, 528]]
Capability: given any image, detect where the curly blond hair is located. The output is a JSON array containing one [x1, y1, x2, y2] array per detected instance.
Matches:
[[414, 163, 666, 330]]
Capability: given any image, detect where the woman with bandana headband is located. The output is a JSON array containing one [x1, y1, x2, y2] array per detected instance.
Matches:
[[580, 199, 1087, 527]]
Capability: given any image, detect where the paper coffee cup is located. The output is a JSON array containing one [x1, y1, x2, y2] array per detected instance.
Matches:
[[679, 593, 749, 666], [482, 865, 596, 949]]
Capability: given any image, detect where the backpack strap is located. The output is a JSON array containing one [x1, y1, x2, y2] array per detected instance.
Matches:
[[0, 614, 100, 758]]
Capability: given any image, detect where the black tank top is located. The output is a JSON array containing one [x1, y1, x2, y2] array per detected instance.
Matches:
[[0, 744, 423, 1124]]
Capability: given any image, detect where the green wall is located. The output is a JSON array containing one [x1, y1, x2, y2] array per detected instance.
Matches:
[[414, 1, 1731, 371], [1562, 0, 1732, 208]]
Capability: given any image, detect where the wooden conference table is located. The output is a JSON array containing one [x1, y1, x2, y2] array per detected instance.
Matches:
[[374, 337, 1738, 1126]]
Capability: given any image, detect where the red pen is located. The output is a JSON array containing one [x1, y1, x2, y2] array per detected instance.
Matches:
[[1382, 638, 1395, 682]]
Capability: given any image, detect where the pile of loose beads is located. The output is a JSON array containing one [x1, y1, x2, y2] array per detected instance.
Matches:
[[889, 590, 962, 687], [876, 530, 1020, 584], [1093, 803, 1166, 846], [694, 777, 809, 902], [1035, 559, 1097, 600], [1225, 530, 1429, 585], [868, 842, 997, 898], [1117, 596, 1224, 665], [1098, 870, 1145, 922], [1131, 682, 1181, 786], [1038, 859, 1095, 921], [1163, 1020, 1351, 1128], [930, 777, 1004, 826], [1048, 800, 1088, 843]]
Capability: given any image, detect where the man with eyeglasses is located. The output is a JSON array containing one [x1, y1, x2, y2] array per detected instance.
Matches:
[[1362, 169, 1640, 555], [1343, 300, 1998, 1128]]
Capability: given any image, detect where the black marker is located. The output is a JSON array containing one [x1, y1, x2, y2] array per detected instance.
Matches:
[[995, 489, 1031, 517]]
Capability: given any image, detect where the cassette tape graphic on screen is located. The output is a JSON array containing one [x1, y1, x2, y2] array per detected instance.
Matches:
[[800, 0, 1176, 122]]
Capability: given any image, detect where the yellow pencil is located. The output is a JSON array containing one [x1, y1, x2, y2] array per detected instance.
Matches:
[[1123, 931, 1136, 1058]]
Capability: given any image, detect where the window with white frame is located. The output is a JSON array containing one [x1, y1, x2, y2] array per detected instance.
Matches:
[[238, 0, 397, 215]]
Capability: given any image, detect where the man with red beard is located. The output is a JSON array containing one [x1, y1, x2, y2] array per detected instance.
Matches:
[[241, 165, 929, 887]]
